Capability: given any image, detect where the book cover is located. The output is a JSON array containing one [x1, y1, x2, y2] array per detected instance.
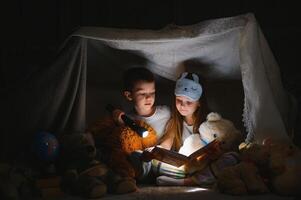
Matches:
[[142, 139, 221, 167]]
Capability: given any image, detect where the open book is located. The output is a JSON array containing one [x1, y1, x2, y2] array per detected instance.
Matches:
[[142, 139, 221, 167]]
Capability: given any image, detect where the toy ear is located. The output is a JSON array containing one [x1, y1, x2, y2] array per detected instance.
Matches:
[[124, 91, 133, 101]]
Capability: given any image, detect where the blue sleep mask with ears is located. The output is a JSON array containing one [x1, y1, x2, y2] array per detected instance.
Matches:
[[174, 72, 203, 101]]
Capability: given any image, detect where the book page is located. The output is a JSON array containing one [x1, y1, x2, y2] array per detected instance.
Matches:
[[144, 139, 220, 167], [151, 146, 189, 167]]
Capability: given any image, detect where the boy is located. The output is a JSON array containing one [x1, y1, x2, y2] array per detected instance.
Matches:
[[112, 67, 171, 181], [113, 67, 170, 142]]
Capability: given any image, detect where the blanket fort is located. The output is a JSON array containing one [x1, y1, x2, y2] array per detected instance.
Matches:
[[0, 13, 295, 161]]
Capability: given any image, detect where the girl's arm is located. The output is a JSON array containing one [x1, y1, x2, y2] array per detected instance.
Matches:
[[158, 123, 175, 150]]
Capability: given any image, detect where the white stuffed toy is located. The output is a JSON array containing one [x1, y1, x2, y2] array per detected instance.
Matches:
[[178, 112, 242, 156], [198, 112, 242, 152]]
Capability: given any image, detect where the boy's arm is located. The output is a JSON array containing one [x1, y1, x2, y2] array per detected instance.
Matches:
[[112, 109, 125, 126], [157, 122, 174, 150], [159, 133, 174, 150], [106, 104, 125, 126]]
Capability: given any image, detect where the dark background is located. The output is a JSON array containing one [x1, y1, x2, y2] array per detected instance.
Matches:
[[2, 0, 301, 145]]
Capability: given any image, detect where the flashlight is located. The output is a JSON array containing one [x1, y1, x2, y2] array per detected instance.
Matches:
[[106, 104, 149, 138]]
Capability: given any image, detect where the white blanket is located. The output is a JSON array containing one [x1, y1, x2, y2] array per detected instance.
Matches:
[[73, 13, 294, 143]]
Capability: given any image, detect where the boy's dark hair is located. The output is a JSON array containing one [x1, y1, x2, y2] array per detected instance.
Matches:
[[123, 67, 155, 91]]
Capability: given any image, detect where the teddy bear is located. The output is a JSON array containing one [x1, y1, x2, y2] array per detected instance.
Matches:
[[217, 142, 270, 195], [198, 112, 243, 152], [264, 139, 301, 196], [177, 112, 243, 174], [87, 116, 157, 180], [0, 163, 39, 200], [179, 112, 243, 155], [217, 139, 301, 196], [57, 132, 137, 199]]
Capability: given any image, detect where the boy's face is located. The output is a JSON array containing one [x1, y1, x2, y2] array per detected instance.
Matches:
[[124, 80, 155, 116]]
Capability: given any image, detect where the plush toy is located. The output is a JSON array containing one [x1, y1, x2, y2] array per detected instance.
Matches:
[[178, 112, 242, 174], [217, 142, 270, 195], [178, 112, 242, 157], [57, 132, 137, 199], [0, 163, 38, 200], [217, 139, 301, 196], [198, 112, 243, 152], [264, 139, 301, 196], [87, 117, 157, 179]]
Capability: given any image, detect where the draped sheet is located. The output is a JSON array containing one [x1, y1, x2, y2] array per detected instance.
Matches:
[[0, 13, 293, 161]]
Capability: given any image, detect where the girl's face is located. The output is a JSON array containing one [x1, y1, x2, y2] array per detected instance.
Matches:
[[175, 96, 200, 119]]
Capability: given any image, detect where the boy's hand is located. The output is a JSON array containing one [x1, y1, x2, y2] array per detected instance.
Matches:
[[140, 146, 157, 161], [112, 109, 125, 126], [140, 145, 164, 161], [144, 146, 155, 152]]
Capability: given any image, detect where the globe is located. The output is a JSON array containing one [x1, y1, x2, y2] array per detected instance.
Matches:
[[33, 131, 59, 162]]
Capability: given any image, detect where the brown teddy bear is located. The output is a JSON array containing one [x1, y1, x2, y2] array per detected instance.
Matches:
[[217, 142, 270, 195], [87, 117, 157, 179], [217, 139, 301, 196], [57, 132, 137, 199], [264, 139, 301, 196]]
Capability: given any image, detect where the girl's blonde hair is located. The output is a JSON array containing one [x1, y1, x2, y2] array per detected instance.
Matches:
[[162, 73, 209, 151]]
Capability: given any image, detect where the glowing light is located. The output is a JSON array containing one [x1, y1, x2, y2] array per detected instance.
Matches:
[[186, 188, 208, 193], [142, 130, 149, 138]]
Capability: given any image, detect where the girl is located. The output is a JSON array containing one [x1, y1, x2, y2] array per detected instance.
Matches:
[[152, 72, 239, 186], [160, 72, 208, 151]]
